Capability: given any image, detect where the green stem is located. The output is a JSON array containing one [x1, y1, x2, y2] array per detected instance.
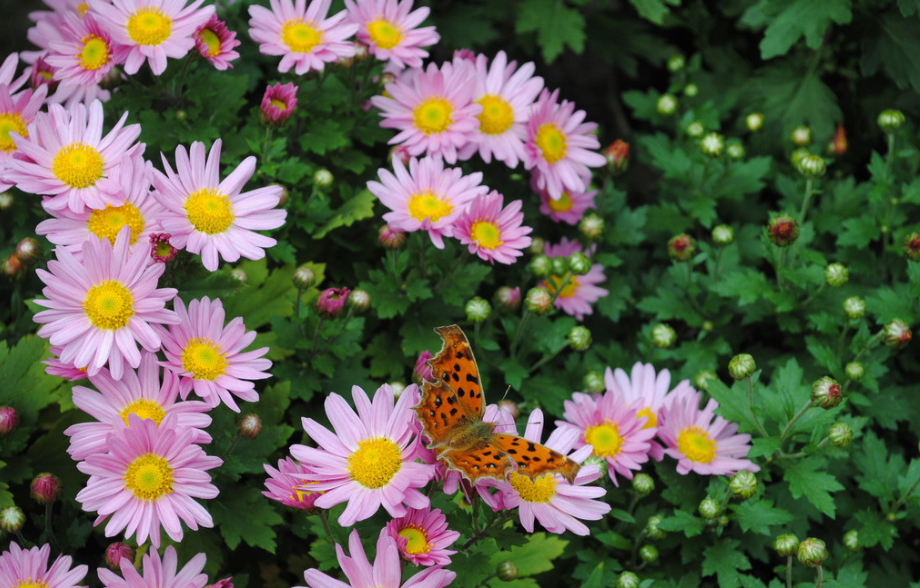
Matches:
[[786, 555, 794, 588], [527, 344, 570, 375], [318, 510, 336, 545], [748, 378, 770, 438], [798, 178, 815, 224], [780, 399, 814, 443], [509, 311, 533, 361], [45, 503, 62, 553], [462, 510, 512, 551], [891, 471, 920, 513], [776, 247, 787, 289], [801, 283, 826, 307], [815, 564, 824, 588], [221, 432, 241, 460], [776, 436, 830, 460]]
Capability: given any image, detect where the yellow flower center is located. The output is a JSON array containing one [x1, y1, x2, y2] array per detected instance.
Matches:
[[124, 453, 174, 501], [119, 399, 166, 427], [398, 525, 432, 555], [291, 481, 318, 503], [154, 240, 174, 258], [347, 437, 402, 489], [584, 420, 623, 458], [508, 471, 557, 503], [470, 220, 503, 250], [412, 97, 452, 135], [83, 280, 134, 330], [198, 28, 221, 56], [0, 112, 27, 152], [536, 122, 567, 164], [407, 190, 452, 223], [476, 94, 514, 135], [52, 142, 104, 189], [638, 406, 657, 429], [281, 19, 322, 53], [367, 18, 403, 50], [87, 202, 145, 245], [677, 426, 717, 463], [181, 338, 228, 381], [79, 35, 110, 70], [270, 98, 289, 111], [547, 191, 573, 212], [126, 7, 173, 46], [76, 2, 89, 17], [544, 272, 578, 299], [185, 188, 235, 235], [15, 580, 50, 588]]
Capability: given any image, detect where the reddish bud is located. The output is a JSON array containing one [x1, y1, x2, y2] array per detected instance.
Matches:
[[149, 233, 178, 263], [379, 224, 406, 249], [903, 233, 920, 262], [0, 406, 18, 435], [15, 238, 43, 265], [2, 254, 25, 279], [668, 234, 696, 262], [261, 82, 298, 126], [30, 473, 62, 504], [604, 140, 629, 175], [237, 414, 262, 440], [830, 124, 847, 156], [316, 287, 350, 318], [768, 214, 799, 247], [105, 542, 135, 570]]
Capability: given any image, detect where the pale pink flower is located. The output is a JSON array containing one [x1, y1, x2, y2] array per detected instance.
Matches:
[[46, 13, 128, 87], [384, 507, 459, 566], [248, 0, 359, 75], [542, 238, 608, 321], [0, 53, 30, 94], [344, 0, 439, 70], [263, 457, 322, 511], [0, 83, 48, 192], [535, 180, 596, 225], [194, 14, 241, 70], [99, 545, 207, 588], [454, 190, 532, 265], [0, 543, 87, 588], [43, 344, 89, 380]]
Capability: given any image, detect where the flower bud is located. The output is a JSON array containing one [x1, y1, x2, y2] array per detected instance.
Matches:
[[811, 376, 842, 409], [883, 318, 911, 349], [497, 400, 519, 420], [638, 544, 659, 564], [550, 256, 568, 277], [828, 422, 853, 448], [683, 83, 699, 98], [712, 224, 734, 246], [903, 233, 920, 262], [656, 94, 678, 116], [824, 263, 848, 287], [389, 144, 412, 167], [237, 414, 262, 440], [529, 254, 552, 277], [583, 371, 605, 393], [667, 55, 685, 72], [275, 184, 290, 207], [694, 370, 717, 391], [729, 471, 758, 500], [465, 297, 491, 324], [497, 561, 517, 582], [790, 148, 809, 169], [797, 154, 826, 178], [616, 571, 640, 588], [645, 515, 666, 540], [261, 82, 298, 126], [829, 124, 847, 156], [525, 287, 553, 315], [686, 121, 705, 138], [15, 238, 42, 265], [746, 113, 764, 132], [877, 109, 905, 134], [316, 287, 350, 318], [493, 286, 521, 312], [567, 252, 591, 276], [292, 265, 316, 289], [314, 169, 334, 188], [378, 224, 406, 250], [0, 506, 25, 533], [726, 140, 745, 160], [567, 326, 592, 351], [773, 533, 799, 557], [767, 214, 799, 247], [0, 406, 19, 436], [729, 353, 756, 380], [700, 132, 724, 157], [149, 233, 178, 263], [2, 254, 25, 279], [843, 529, 859, 552], [207, 578, 234, 588], [698, 497, 721, 519], [348, 289, 371, 312], [632, 473, 655, 495], [30, 473, 62, 504], [844, 362, 864, 381], [651, 323, 676, 348], [668, 234, 696, 262], [604, 139, 629, 175], [105, 542, 136, 570], [790, 125, 812, 146], [843, 296, 865, 320], [796, 537, 827, 568], [0, 192, 13, 210], [230, 268, 248, 283], [389, 381, 406, 398], [578, 212, 605, 240]]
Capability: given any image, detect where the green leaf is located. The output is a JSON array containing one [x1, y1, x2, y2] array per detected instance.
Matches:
[[709, 268, 768, 306], [732, 500, 795, 535], [701, 539, 751, 588], [629, 0, 680, 24], [314, 190, 376, 239], [837, 216, 880, 248], [222, 263, 297, 330], [515, 0, 586, 63], [713, 156, 772, 199], [658, 509, 704, 537], [489, 532, 568, 576], [748, 63, 842, 139], [853, 431, 902, 502], [211, 487, 283, 550], [854, 509, 896, 550], [299, 118, 350, 155], [759, 0, 852, 59], [783, 457, 845, 517], [861, 11, 920, 92]]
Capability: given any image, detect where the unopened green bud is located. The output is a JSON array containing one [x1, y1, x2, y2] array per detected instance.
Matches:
[[796, 537, 827, 568], [657, 94, 678, 116], [797, 154, 826, 178], [686, 121, 705, 138], [389, 381, 406, 398], [567, 326, 592, 351], [700, 132, 724, 157], [828, 422, 853, 448], [0, 192, 13, 210], [645, 515, 666, 540], [698, 497, 721, 519], [584, 371, 605, 393], [639, 545, 659, 564], [843, 296, 865, 320], [632, 473, 655, 495], [824, 263, 848, 287], [616, 571, 640, 588], [528, 236, 545, 255], [529, 254, 552, 277], [877, 109, 905, 134], [550, 256, 568, 277], [684, 83, 699, 98], [230, 267, 248, 283], [667, 55, 685, 72], [651, 323, 676, 348], [579, 212, 605, 240], [790, 125, 812, 146], [790, 147, 810, 169], [843, 529, 859, 552], [465, 297, 491, 324], [292, 265, 316, 289], [314, 169, 334, 188], [497, 561, 517, 582], [746, 113, 764, 132], [729, 471, 758, 500], [883, 318, 912, 349], [694, 370, 717, 391], [712, 224, 734, 246], [729, 353, 756, 380], [525, 287, 553, 315], [567, 252, 591, 276], [811, 376, 842, 409], [774, 533, 799, 557], [845, 362, 864, 381], [0, 506, 25, 533], [726, 140, 745, 160]]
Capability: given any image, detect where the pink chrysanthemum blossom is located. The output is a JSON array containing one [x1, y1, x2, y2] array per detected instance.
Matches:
[[43, 345, 89, 381], [34, 227, 179, 380], [458, 51, 543, 168], [343, 0, 439, 70], [658, 386, 760, 476], [154, 296, 272, 412], [263, 457, 322, 511], [300, 530, 456, 588], [248, 0, 359, 75], [0, 543, 87, 588], [370, 61, 481, 164], [64, 351, 213, 461], [261, 82, 298, 125], [76, 414, 222, 548], [194, 15, 241, 70], [524, 89, 605, 201], [367, 155, 486, 249], [151, 138, 286, 272], [0, 83, 48, 193], [87, 0, 215, 76], [6, 99, 143, 213], [384, 507, 459, 566], [494, 409, 610, 536], [542, 238, 608, 321], [556, 391, 656, 486], [150, 233, 178, 262], [454, 190, 532, 265], [46, 13, 128, 87], [99, 545, 207, 588], [29, 55, 60, 94], [535, 179, 596, 225], [290, 383, 435, 527], [0, 53, 30, 94]]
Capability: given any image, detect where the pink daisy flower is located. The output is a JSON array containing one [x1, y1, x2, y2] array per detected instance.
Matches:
[[454, 190, 532, 265], [658, 386, 760, 476], [29, 55, 60, 95], [370, 61, 481, 164], [0, 543, 87, 588], [154, 296, 272, 412], [87, 0, 215, 76], [263, 457, 322, 511], [384, 507, 459, 566], [535, 180, 596, 225], [524, 89, 605, 201], [556, 391, 656, 486], [344, 0, 439, 70], [151, 139, 286, 272], [261, 81, 298, 126], [64, 351, 213, 461], [76, 415, 222, 548], [43, 344, 89, 380], [247, 0, 359, 75], [290, 383, 435, 526], [194, 14, 241, 70], [6, 99, 143, 213], [300, 530, 456, 588], [542, 238, 608, 321], [45, 13, 128, 87], [495, 409, 610, 536], [458, 51, 543, 168], [0, 83, 48, 193], [99, 545, 207, 588], [33, 227, 179, 380], [367, 155, 486, 249]]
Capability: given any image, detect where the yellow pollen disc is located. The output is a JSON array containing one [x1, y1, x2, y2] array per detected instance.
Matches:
[[181, 338, 229, 381], [119, 399, 167, 427], [52, 142, 104, 189], [123, 452, 174, 501], [367, 18, 403, 49], [347, 436, 402, 489], [281, 18, 323, 53], [547, 191, 573, 212], [584, 420, 623, 458], [677, 426, 717, 463], [155, 241, 173, 257], [83, 280, 135, 330], [79, 35, 110, 70], [536, 123, 568, 164], [407, 190, 452, 223], [476, 94, 514, 135], [77, 2, 89, 16], [184, 188, 235, 235], [638, 406, 657, 429], [0, 112, 27, 152], [291, 481, 318, 503], [15, 580, 50, 588], [398, 525, 432, 555], [87, 202, 145, 245], [412, 97, 453, 135], [126, 7, 173, 46], [270, 98, 288, 110], [509, 471, 557, 503], [544, 272, 578, 299], [470, 220, 503, 250], [198, 28, 221, 56]]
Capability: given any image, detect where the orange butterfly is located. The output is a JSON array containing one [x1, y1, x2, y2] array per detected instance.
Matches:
[[414, 325, 580, 484]]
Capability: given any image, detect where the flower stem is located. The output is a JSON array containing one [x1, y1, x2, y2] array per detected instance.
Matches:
[[891, 471, 920, 513], [45, 503, 62, 553], [786, 555, 793, 588], [527, 344, 570, 375], [509, 311, 533, 361], [780, 399, 814, 443], [798, 178, 815, 224], [318, 509, 336, 545], [815, 564, 824, 588], [748, 378, 770, 438]]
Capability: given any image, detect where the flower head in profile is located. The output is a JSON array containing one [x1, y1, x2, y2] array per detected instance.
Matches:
[[344, 0, 439, 70], [248, 0, 359, 75], [384, 506, 459, 566], [290, 383, 435, 526], [0, 543, 87, 588], [194, 14, 241, 70], [151, 139, 286, 271], [535, 180, 596, 225], [43, 345, 89, 381], [98, 545, 207, 588], [261, 82, 299, 125], [542, 238, 608, 321], [263, 457, 322, 511], [45, 13, 128, 87], [454, 190, 532, 265], [0, 83, 47, 193]]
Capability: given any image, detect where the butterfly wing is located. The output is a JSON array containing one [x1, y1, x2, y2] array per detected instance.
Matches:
[[439, 438, 517, 483], [492, 433, 581, 484], [427, 325, 486, 418], [415, 379, 476, 448]]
